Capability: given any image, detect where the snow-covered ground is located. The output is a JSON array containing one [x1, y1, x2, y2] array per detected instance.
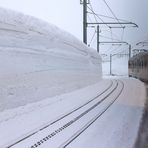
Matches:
[[0, 78, 146, 148], [0, 8, 146, 148]]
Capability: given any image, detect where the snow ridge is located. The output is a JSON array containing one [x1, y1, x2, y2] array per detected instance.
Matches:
[[0, 7, 102, 111]]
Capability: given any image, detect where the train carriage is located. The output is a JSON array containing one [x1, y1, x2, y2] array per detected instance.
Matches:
[[128, 51, 148, 83]]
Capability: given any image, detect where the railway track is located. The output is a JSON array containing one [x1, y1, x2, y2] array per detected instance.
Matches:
[[6, 80, 124, 148], [59, 80, 124, 148]]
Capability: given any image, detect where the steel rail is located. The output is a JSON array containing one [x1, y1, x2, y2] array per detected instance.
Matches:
[[59, 81, 124, 148], [29, 80, 119, 148], [7, 80, 114, 148]]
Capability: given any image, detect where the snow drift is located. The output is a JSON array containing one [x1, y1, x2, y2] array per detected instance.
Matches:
[[0, 8, 102, 111]]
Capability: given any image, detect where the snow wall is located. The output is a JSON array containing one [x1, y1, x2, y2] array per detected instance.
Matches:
[[0, 8, 102, 111]]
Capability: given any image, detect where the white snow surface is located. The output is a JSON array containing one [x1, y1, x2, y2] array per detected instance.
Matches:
[[0, 8, 102, 111], [0, 8, 146, 148], [0, 78, 146, 148]]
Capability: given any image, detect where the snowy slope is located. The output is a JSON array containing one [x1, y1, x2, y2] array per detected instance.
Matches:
[[0, 8, 102, 111]]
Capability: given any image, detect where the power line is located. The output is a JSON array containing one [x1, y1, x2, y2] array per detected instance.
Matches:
[[121, 27, 125, 41], [88, 14, 93, 23], [89, 3, 98, 23], [87, 5, 110, 28], [87, 2, 118, 50], [103, 44, 122, 53], [100, 29, 121, 41], [87, 12, 130, 23], [88, 29, 96, 46], [110, 27, 113, 41], [99, 34, 122, 41], [102, 0, 123, 28], [111, 46, 124, 54], [87, 6, 126, 42]]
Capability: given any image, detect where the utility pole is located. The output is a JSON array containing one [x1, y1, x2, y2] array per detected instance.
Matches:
[[80, 0, 88, 44], [129, 44, 131, 58], [100, 42, 129, 76], [97, 25, 100, 52], [110, 53, 129, 76], [110, 54, 112, 75], [80, 2, 138, 54], [92, 22, 138, 53], [83, 0, 87, 44]]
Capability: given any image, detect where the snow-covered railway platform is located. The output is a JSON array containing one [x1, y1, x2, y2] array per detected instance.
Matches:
[[0, 78, 146, 148]]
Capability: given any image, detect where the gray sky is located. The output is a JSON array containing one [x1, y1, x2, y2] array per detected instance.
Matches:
[[0, 0, 147, 52]]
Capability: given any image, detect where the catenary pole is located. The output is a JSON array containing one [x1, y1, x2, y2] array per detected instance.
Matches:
[[110, 54, 112, 75], [97, 25, 100, 52], [83, 0, 87, 44], [129, 44, 131, 58]]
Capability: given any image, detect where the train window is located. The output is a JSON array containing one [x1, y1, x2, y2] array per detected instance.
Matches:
[[140, 61, 142, 68], [136, 60, 138, 67], [132, 63, 134, 68], [129, 62, 132, 68], [129, 62, 130, 68], [142, 60, 145, 68], [144, 60, 147, 67], [138, 60, 140, 67], [140, 60, 142, 68]]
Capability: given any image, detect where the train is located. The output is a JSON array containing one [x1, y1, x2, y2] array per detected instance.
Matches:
[[128, 51, 148, 83]]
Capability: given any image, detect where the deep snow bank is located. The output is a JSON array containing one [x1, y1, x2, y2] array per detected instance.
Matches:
[[0, 8, 102, 111]]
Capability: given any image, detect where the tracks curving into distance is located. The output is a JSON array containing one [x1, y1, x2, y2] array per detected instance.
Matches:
[[7, 80, 124, 148], [59, 80, 124, 148], [7, 80, 113, 148]]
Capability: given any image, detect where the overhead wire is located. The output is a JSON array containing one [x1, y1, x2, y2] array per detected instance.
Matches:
[[103, 44, 121, 54], [109, 27, 113, 41], [87, 0, 127, 54], [88, 1, 118, 53], [103, 0, 126, 51], [88, 14, 93, 23], [100, 29, 121, 41], [87, 5, 110, 28], [102, 0, 123, 28], [121, 27, 125, 41], [87, 2, 112, 52], [114, 49, 128, 55], [111, 45, 124, 54], [88, 29, 96, 46], [87, 12, 97, 47], [87, 5, 123, 42], [87, 12, 130, 23], [99, 34, 123, 41], [87, 1, 98, 24]]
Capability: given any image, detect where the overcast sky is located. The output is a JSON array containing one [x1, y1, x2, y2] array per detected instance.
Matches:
[[0, 0, 147, 52]]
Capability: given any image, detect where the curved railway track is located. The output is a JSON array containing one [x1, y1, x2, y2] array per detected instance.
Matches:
[[6, 80, 124, 148], [59, 80, 124, 148]]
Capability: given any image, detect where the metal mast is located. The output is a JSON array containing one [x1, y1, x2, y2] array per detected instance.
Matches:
[[83, 0, 87, 44], [97, 25, 100, 52], [80, 0, 89, 44]]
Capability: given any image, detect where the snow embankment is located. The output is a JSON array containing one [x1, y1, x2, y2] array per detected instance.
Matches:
[[0, 8, 102, 112]]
